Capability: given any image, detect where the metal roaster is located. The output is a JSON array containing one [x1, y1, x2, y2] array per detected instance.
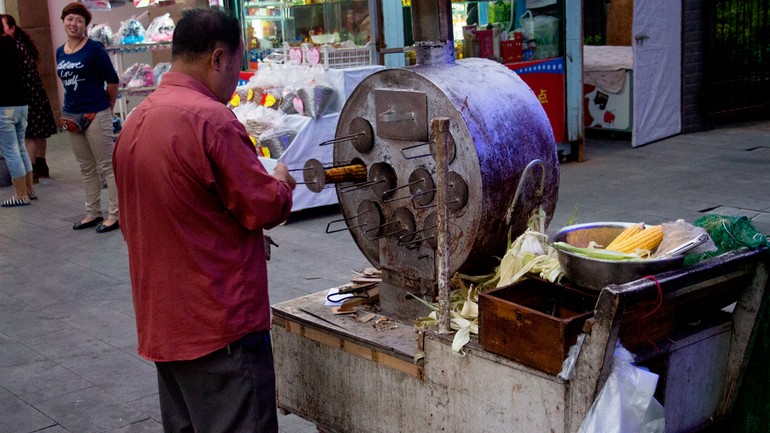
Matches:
[[303, 1, 560, 320]]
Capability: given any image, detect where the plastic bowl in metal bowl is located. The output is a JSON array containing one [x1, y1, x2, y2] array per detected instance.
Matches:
[[551, 222, 684, 291]]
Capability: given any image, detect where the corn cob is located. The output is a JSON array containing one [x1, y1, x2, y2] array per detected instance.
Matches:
[[606, 225, 664, 256], [605, 222, 645, 250]]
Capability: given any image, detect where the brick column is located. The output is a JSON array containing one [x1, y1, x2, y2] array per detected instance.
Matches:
[[3, 0, 61, 119], [681, 0, 710, 133]]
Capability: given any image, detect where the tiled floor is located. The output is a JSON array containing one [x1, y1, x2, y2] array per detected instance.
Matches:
[[0, 120, 768, 432]]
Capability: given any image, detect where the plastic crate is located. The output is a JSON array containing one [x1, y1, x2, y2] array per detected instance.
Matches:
[[283, 43, 375, 69]]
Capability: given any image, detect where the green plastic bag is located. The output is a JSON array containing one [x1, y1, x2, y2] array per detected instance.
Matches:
[[684, 215, 768, 265]]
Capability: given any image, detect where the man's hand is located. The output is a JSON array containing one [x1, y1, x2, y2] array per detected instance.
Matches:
[[273, 163, 297, 190]]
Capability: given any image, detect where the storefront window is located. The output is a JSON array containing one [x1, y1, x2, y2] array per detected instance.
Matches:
[[290, 0, 370, 45]]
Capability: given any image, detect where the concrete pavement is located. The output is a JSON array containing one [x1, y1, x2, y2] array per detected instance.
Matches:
[[0, 121, 768, 433]]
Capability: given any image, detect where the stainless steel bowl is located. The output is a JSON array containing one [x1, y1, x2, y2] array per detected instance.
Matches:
[[551, 222, 684, 291]]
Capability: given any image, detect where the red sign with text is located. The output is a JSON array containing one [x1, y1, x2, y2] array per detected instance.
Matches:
[[506, 57, 566, 143]]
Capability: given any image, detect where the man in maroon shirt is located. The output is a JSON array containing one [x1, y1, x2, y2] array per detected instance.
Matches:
[[113, 8, 295, 432]]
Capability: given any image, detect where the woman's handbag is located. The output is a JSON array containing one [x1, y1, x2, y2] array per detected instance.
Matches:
[[59, 111, 96, 132]]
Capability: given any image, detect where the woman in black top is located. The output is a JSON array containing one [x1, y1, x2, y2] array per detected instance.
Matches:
[[2, 14, 58, 182]]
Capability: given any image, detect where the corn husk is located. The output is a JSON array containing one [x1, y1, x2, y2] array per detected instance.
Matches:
[[412, 207, 563, 354]]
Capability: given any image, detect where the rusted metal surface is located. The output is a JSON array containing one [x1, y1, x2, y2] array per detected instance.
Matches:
[[374, 89, 428, 141], [333, 59, 559, 318], [322, 0, 558, 318], [335, 60, 559, 279], [434, 118, 452, 334]]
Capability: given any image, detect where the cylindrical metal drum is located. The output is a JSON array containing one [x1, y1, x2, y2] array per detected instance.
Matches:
[[333, 58, 559, 294]]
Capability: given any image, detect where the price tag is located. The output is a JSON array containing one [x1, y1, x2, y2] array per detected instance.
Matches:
[[305, 47, 321, 66], [289, 47, 303, 65]]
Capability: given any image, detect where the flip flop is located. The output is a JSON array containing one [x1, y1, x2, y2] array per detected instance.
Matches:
[[1, 196, 31, 207], [28, 191, 38, 200]]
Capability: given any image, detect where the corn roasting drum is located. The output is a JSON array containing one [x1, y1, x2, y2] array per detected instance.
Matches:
[[310, 2, 560, 319]]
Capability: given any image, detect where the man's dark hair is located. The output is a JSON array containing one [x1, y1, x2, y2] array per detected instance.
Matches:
[[172, 8, 241, 62]]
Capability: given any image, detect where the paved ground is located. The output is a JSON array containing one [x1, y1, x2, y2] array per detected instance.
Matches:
[[0, 121, 768, 433]]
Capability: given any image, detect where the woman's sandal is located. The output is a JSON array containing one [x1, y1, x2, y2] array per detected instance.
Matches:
[[28, 191, 38, 200], [1, 196, 31, 207]]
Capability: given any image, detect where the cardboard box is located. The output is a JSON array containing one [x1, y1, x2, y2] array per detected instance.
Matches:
[[476, 29, 494, 59], [479, 279, 596, 375]]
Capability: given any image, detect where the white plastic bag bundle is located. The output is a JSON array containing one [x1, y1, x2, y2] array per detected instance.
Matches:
[[577, 344, 665, 433], [296, 86, 335, 119], [89, 23, 114, 46], [116, 16, 146, 45], [146, 13, 175, 42], [519, 11, 559, 59], [152, 62, 171, 84]]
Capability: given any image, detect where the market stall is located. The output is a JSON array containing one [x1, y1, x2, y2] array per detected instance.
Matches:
[[273, 246, 769, 433], [268, 3, 770, 432]]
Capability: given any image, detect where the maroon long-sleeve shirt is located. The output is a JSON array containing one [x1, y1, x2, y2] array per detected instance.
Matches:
[[114, 72, 293, 362]]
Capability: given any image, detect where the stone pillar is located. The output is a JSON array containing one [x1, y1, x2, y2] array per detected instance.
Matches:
[[3, 0, 60, 119]]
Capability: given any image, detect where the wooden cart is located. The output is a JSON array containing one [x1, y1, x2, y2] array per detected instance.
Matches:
[[271, 247, 769, 433]]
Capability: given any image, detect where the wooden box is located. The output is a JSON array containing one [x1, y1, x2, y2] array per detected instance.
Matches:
[[479, 279, 597, 375]]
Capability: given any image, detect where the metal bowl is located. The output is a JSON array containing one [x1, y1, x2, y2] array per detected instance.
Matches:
[[551, 222, 684, 291]]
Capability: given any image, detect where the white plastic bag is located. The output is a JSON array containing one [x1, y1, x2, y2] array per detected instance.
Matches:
[[89, 23, 114, 46], [116, 16, 146, 45], [519, 11, 559, 59], [577, 344, 665, 433], [146, 13, 175, 42]]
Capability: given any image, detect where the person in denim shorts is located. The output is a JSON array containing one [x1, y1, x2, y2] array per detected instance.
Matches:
[[0, 31, 36, 207]]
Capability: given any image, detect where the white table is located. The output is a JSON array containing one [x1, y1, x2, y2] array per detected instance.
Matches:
[[256, 64, 384, 212]]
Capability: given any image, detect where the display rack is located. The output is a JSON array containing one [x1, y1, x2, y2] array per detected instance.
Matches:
[[107, 42, 172, 122]]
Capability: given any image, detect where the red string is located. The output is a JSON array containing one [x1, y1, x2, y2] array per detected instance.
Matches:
[[641, 275, 663, 352]]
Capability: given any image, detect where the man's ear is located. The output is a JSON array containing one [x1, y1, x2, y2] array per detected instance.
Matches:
[[211, 47, 225, 71]]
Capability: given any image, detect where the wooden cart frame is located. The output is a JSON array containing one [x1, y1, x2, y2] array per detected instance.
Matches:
[[272, 247, 769, 433]]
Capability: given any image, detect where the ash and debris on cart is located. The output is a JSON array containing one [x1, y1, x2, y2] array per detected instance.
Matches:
[[323, 267, 400, 332]]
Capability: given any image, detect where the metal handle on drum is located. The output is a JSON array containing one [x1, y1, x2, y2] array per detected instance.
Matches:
[[289, 160, 356, 172], [289, 162, 329, 186], [338, 179, 385, 193], [378, 109, 416, 123], [410, 187, 464, 210], [317, 132, 364, 147], [381, 178, 426, 203], [396, 223, 438, 247], [399, 142, 434, 160], [505, 159, 547, 226], [362, 220, 407, 241], [325, 209, 372, 234]]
